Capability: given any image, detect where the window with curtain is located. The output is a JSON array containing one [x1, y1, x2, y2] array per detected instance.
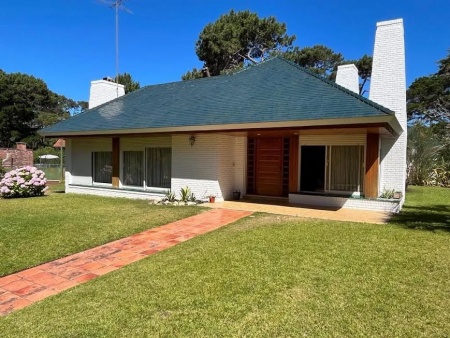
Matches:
[[146, 148, 171, 188], [93, 152, 112, 184], [123, 151, 143, 187], [328, 145, 363, 192]]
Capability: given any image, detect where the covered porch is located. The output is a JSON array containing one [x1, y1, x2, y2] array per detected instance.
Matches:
[[244, 124, 401, 212]]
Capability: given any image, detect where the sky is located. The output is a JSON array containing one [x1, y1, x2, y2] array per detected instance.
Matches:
[[0, 0, 449, 102]]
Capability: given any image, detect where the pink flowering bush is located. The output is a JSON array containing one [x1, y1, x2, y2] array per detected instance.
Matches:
[[0, 166, 48, 198]]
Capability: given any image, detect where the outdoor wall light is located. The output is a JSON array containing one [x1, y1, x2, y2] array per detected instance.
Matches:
[[189, 135, 196, 147]]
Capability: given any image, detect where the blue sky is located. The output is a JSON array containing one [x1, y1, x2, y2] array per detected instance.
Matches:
[[1, 0, 449, 102]]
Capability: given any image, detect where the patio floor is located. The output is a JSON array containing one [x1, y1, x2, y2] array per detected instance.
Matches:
[[203, 199, 391, 224]]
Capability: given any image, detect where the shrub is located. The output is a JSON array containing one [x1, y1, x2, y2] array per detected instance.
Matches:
[[0, 164, 6, 179], [0, 166, 48, 198]]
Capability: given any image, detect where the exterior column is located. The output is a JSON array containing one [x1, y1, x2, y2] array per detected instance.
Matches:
[[364, 134, 379, 198]]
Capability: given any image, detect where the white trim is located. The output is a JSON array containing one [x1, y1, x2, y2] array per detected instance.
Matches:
[[41, 115, 403, 137]]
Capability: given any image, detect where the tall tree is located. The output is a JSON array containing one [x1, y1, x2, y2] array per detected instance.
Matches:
[[183, 10, 295, 78], [0, 70, 79, 148], [115, 72, 140, 94], [284, 45, 344, 78], [407, 50, 450, 122]]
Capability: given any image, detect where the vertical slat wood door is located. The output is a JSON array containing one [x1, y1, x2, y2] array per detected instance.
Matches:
[[255, 138, 283, 196]]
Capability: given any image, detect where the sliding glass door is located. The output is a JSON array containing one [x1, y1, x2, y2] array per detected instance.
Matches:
[[146, 148, 171, 189], [327, 145, 364, 194], [300, 145, 364, 195]]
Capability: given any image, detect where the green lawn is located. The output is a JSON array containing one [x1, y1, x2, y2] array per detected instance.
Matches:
[[0, 186, 449, 337], [0, 190, 200, 276]]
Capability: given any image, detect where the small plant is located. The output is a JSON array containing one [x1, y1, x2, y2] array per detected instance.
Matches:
[[180, 186, 196, 204], [165, 190, 176, 202], [189, 191, 196, 202], [0, 164, 6, 178], [379, 188, 395, 199], [0, 166, 48, 198]]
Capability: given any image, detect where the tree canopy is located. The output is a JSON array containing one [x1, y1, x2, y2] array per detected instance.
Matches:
[[115, 72, 140, 94], [184, 10, 295, 78], [284, 45, 344, 78], [0, 70, 85, 149], [182, 10, 372, 95], [407, 50, 450, 122]]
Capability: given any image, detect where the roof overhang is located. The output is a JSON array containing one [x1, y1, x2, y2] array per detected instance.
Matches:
[[40, 115, 403, 138]]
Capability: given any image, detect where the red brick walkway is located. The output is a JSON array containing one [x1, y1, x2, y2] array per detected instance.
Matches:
[[0, 209, 251, 316]]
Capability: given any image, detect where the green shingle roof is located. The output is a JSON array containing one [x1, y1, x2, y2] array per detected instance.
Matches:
[[41, 57, 394, 135]]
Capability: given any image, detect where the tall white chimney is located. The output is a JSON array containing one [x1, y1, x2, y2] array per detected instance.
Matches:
[[369, 18, 407, 203], [88, 78, 125, 109], [335, 64, 359, 94]]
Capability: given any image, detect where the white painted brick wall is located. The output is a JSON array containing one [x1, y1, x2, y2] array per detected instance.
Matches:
[[70, 137, 112, 186], [369, 19, 407, 204], [66, 185, 163, 200], [289, 194, 400, 213], [89, 80, 125, 109], [335, 64, 359, 94], [171, 134, 245, 201]]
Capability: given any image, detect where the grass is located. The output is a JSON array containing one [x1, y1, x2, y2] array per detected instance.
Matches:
[[0, 187, 200, 276], [0, 186, 449, 336]]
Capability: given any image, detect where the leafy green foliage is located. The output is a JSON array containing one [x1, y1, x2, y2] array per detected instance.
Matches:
[[407, 122, 450, 187], [114, 72, 140, 94], [33, 146, 61, 163], [284, 45, 344, 78], [183, 11, 371, 95], [0, 70, 85, 149], [189, 10, 295, 77], [407, 50, 450, 122], [181, 68, 204, 81]]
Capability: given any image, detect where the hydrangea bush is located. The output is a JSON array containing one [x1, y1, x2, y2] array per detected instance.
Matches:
[[0, 166, 48, 198]]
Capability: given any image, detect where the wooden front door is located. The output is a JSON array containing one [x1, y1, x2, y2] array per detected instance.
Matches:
[[255, 138, 283, 196]]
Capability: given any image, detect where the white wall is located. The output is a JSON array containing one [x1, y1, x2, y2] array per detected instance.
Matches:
[[335, 64, 359, 94], [66, 134, 246, 201], [171, 134, 245, 201], [89, 80, 125, 109], [70, 137, 111, 186]]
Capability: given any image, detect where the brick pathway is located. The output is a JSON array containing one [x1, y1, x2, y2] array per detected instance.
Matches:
[[0, 209, 251, 316]]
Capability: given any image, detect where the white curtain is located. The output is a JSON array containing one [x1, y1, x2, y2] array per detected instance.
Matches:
[[123, 151, 143, 186], [146, 148, 171, 188], [93, 152, 112, 183], [329, 146, 361, 192]]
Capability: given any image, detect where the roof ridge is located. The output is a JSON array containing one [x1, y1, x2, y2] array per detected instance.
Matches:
[[276, 57, 394, 115]]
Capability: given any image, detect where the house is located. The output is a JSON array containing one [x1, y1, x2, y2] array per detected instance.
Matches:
[[40, 19, 407, 212], [0, 142, 34, 170]]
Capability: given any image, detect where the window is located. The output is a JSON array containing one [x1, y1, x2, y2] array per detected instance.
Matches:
[[300, 145, 364, 195], [123, 151, 143, 187], [93, 152, 112, 184], [146, 148, 171, 188], [327, 145, 363, 192]]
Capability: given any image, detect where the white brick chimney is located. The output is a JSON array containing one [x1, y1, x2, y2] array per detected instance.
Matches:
[[369, 18, 407, 203], [335, 64, 359, 93], [88, 78, 125, 109]]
